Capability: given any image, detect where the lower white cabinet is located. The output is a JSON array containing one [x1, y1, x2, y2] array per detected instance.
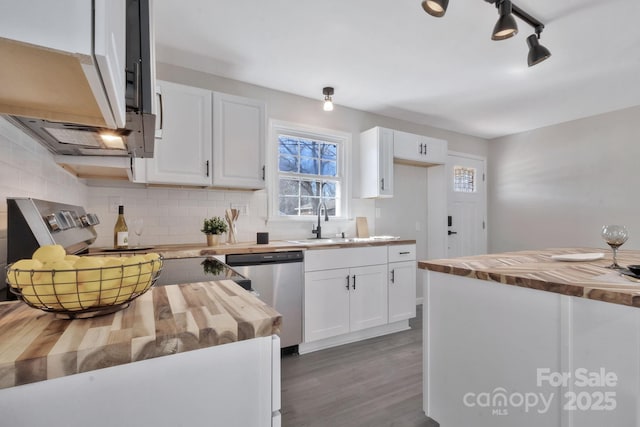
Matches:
[[388, 244, 417, 322], [0, 335, 281, 427], [304, 264, 388, 342]]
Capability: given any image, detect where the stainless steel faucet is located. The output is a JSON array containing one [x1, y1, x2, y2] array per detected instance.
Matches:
[[312, 201, 328, 239]]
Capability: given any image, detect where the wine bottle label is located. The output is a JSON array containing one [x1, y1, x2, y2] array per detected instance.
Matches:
[[117, 231, 129, 246]]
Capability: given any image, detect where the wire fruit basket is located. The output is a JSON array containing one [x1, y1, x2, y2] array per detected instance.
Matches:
[[6, 255, 163, 319]]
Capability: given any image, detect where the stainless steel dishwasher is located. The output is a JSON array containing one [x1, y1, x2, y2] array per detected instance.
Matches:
[[226, 251, 304, 352]]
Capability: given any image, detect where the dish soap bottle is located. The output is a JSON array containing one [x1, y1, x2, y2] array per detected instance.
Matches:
[[113, 205, 129, 249]]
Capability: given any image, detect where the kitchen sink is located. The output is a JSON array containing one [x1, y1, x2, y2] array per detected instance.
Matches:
[[286, 236, 399, 245]]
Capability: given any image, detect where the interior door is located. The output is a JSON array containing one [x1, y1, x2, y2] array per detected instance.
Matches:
[[447, 153, 487, 257]]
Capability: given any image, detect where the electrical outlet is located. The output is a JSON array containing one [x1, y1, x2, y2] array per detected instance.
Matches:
[[108, 196, 123, 213], [231, 203, 249, 216]]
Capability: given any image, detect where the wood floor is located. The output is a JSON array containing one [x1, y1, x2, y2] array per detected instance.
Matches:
[[281, 306, 439, 427]]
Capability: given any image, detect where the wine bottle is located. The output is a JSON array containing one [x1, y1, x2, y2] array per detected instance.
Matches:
[[113, 205, 129, 249]]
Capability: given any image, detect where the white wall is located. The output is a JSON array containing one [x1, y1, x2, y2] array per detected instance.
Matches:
[[0, 117, 88, 273], [488, 106, 640, 253]]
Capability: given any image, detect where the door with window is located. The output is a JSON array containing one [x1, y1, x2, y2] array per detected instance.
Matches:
[[447, 153, 487, 257]]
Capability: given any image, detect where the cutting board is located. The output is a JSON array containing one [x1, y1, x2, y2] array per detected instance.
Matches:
[[356, 217, 370, 238]]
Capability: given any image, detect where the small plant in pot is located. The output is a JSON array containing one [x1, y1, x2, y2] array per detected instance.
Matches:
[[201, 216, 228, 246]]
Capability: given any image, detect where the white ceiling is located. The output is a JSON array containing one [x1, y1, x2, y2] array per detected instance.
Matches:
[[153, 0, 640, 139]]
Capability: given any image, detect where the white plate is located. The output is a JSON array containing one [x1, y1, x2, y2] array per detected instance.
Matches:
[[550, 253, 605, 262]]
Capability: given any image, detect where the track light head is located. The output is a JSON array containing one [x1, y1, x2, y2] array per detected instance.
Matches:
[[492, 0, 518, 40], [421, 0, 448, 17], [526, 32, 551, 66]]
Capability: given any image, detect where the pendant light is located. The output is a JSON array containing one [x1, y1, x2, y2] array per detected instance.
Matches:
[[492, 0, 518, 41], [322, 87, 334, 111], [421, 0, 448, 17], [526, 28, 551, 66]]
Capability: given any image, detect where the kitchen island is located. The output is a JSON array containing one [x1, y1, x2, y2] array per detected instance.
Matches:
[[0, 280, 282, 426], [419, 248, 640, 427]]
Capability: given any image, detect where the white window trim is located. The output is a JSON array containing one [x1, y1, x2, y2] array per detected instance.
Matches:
[[267, 119, 351, 222]]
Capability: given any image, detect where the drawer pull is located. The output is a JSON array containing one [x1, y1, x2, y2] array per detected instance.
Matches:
[[352, 275, 356, 290], [345, 275, 350, 290], [391, 269, 395, 283], [399, 251, 411, 255]]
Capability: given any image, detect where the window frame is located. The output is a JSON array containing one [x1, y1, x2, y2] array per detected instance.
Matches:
[[268, 120, 351, 222]]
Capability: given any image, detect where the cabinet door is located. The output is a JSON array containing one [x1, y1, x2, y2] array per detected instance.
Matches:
[[145, 81, 212, 185], [388, 261, 417, 322], [349, 264, 389, 331], [213, 92, 266, 189], [360, 127, 393, 198], [393, 130, 447, 165], [304, 268, 350, 342]]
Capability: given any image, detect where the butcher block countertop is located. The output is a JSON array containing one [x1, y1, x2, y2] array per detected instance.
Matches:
[[0, 280, 281, 390], [89, 238, 416, 258], [419, 248, 640, 308]]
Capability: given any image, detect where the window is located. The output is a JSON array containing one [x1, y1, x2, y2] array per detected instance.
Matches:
[[271, 122, 350, 220], [453, 166, 476, 193]]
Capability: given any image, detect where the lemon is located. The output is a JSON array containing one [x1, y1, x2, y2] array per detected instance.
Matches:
[[64, 254, 81, 265], [32, 245, 66, 263], [6, 259, 43, 289], [98, 258, 125, 305]]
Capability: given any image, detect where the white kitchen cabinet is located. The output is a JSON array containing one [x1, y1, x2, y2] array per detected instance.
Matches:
[[393, 129, 447, 165], [213, 92, 266, 189], [0, 0, 126, 129], [360, 126, 394, 198], [144, 80, 213, 186], [388, 244, 417, 322], [0, 335, 281, 427], [304, 247, 388, 342]]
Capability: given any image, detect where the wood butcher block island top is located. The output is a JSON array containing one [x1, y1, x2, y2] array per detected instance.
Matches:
[[0, 280, 281, 389], [419, 248, 640, 308]]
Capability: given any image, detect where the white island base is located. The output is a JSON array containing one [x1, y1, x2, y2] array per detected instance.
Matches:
[[424, 271, 640, 426]]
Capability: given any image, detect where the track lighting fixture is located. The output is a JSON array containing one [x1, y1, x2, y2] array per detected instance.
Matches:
[[526, 27, 551, 66], [421, 0, 551, 66], [421, 0, 448, 17], [492, 0, 518, 41], [322, 87, 334, 111]]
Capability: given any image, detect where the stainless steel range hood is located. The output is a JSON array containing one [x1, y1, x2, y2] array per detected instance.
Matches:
[[0, 0, 156, 158]]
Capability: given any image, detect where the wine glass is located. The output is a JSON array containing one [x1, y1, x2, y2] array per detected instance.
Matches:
[[131, 218, 144, 247], [601, 225, 628, 269]]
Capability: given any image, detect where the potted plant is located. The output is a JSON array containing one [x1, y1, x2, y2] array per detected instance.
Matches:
[[201, 216, 228, 246]]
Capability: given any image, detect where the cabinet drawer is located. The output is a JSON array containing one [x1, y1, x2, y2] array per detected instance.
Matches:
[[388, 244, 416, 262], [305, 246, 387, 272]]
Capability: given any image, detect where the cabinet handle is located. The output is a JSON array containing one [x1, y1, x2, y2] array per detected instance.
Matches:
[[399, 251, 411, 255], [352, 275, 356, 290], [157, 91, 164, 134], [206, 160, 210, 177], [262, 165, 265, 180], [423, 143, 428, 156], [345, 275, 350, 290], [419, 143, 423, 155], [381, 178, 385, 191], [391, 269, 395, 283]]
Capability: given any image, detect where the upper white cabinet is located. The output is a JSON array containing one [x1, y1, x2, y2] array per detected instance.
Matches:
[[360, 127, 394, 198], [213, 93, 266, 189], [393, 130, 447, 165], [144, 80, 213, 186], [134, 81, 266, 189], [0, 0, 126, 129]]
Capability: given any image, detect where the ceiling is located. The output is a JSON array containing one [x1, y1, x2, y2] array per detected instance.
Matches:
[[153, 0, 640, 139]]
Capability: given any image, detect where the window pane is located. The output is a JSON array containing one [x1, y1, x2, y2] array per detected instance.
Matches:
[[453, 166, 476, 193], [279, 178, 300, 196], [300, 180, 321, 197], [322, 181, 337, 198], [299, 140, 318, 158], [279, 196, 300, 216], [320, 160, 336, 176], [320, 143, 337, 160], [300, 157, 319, 175], [279, 155, 298, 173], [278, 137, 299, 155]]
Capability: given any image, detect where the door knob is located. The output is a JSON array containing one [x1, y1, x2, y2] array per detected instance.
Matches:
[[448, 230, 458, 235]]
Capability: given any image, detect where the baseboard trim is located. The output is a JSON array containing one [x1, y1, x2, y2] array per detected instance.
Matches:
[[298, 320, 411, 355]]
